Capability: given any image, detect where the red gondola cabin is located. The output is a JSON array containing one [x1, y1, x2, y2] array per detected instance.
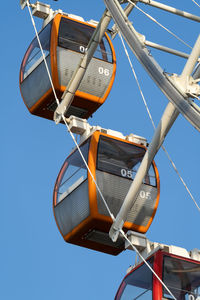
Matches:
[[115, 247, 200, 300]]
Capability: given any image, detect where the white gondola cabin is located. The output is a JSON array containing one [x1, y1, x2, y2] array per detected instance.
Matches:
[[53, 130, 160, 255], [19, 14, 116, 120]]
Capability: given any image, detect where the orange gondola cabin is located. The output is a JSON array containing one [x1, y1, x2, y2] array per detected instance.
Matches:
[[53, 128, 160, 255], [19, 13, 116, 120]]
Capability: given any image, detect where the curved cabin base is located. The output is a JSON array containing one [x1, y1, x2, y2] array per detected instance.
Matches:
[[54, 177, 125, 255], [29, 90, 103, 121]]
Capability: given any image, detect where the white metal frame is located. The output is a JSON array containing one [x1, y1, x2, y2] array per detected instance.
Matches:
[[125, 231, 200, 270], [65, 115, 147, 145], [104, 0, 200, 131], [130, 0, 200, 22], [103, 0, 200, 242]]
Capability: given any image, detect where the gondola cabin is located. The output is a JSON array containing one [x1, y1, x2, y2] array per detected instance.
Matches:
[[53, 129, 160, 255], [115, 246, 200, 300], [19, 13, 116, 120]]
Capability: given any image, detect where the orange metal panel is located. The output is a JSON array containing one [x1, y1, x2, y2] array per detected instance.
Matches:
[[63, 215, 93, 241], [60, 86, 100, 103], [29, 88, 53, 113], [88, 131, 100, 216], [99, 32, 117, 104], [63, 216, 123, 255], [51, 14, 61, 91]]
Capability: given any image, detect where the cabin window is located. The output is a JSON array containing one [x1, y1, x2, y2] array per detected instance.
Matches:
[[97, 136, 156, 186], [163, 255, 200, 300], [55, 138, 90, 204], [20, 21, 52, 82], [58, 18, 113, 62], [115, 258, 154, 300]]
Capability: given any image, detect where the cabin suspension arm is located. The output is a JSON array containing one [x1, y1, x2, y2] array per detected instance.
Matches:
[[54, 2, 135, 124], [53, 9, 112, 124], [109, 102, 179, 242]]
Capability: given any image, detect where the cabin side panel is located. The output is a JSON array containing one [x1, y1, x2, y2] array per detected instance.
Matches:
[[96, 171, 158, 229], [20, 56, 52, 109], [57, 47, 113, 98], [54, 180, 90, 236]]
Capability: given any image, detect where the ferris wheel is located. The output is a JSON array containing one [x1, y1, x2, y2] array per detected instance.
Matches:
[[19, 0, 200, 299]]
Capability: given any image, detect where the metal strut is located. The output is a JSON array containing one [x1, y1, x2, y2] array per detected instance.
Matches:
[[131, 0, 200, 23], [53, 2, 136, 123], [104, 0, 200, 241], [103, 0, 200, 132], [109, 102, 179, 241]]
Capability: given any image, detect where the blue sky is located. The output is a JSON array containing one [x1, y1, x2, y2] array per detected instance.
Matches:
[[1, 1, 200, 299]]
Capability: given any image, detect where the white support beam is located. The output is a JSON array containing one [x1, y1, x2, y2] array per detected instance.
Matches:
[[125, 231, 200, 268], [180, 35, 200, 84], [145, 40, 192, 60], [20, 0, 29, 9], [132, 0, 200, 23], [168, 35, 200, 97], [104, 0, 200, 130], [111, 2, 135, 39]]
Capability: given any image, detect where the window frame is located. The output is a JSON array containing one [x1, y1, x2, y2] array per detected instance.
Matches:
[[54, 137, 91, 206], [115, 255, 155, 300], [20, 21, 52, 83], [96, 135, 157, 187], [58, 17, 113, 63], [162, 253, 200, 300]]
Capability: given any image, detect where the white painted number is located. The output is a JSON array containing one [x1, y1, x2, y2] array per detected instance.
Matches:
[[189, 295, 200, 300], [98, 67, 110, 76], [121, 169, 133, 179], [139, 190, 151, 200], [121, 169, 127, 177], [127, 170, 132, 178], [80, 46, 87, 53]]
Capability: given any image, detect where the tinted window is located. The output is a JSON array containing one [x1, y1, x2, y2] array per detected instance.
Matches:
[[163, 255, 200, 300], [21, 22, 52, 81], [58, 18, 113, 62], [97, 136, 156, 186], [115, 258, 154, 300], [55, 138, 90, 204]]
